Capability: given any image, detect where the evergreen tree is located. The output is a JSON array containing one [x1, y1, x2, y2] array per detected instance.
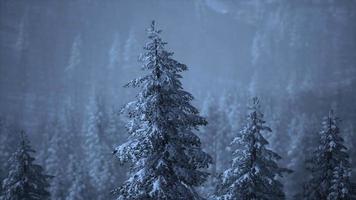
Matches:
[[200, 94, 234, 195], [302, 110, 351, 200], [123, 28, 139, 65], [108, 33, 121, 70], [42, 99, 79, 200], [1, 131, 52, 200], [82, 93, 111, 199], [65, 34, 81, 73], [114, 21, 212, 200], [0, 118, 14, 187], [200, 95, 220, 195], [65, 154, 92, 200], [105, 106, 124, 147], [284, 114, 318, 198], [215, 97, 291, 200], [0, 118, 16, 197], [45, 116, 69, 199], [104, 107, 127, 185], [66, 97, 97, 200]]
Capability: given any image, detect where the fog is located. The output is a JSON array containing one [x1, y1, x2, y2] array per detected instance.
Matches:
[[1, 0, 356, 199]]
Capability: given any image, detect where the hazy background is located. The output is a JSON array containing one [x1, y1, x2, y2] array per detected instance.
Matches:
[[1, 0, 356, 199]]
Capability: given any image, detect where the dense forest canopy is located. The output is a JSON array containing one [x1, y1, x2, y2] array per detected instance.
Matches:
[[0, 0, 355, 199]]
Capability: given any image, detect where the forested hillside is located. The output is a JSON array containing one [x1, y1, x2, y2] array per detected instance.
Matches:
[[1, 1, 355, 199]]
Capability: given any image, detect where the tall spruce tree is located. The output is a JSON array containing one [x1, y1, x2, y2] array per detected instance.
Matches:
[[1, 131, 52, 200], [200, 95, 220, 195], [0, 118, 14, 195], [83, 93, 111, 199], [45, 115, 69, 199], [215, 97, 291, 200], [302, 110, 351, 200], [65, 154, 93, 200], [114, 21, 212, 200], [200, 94, 234, 196]]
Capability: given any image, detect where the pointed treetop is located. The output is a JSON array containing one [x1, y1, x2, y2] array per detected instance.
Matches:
[[20, 130, 27, 144], [248, 96, 260, 110], [329, 109, 334, 118], [20, 130, 25, 144], [151, 20, 155, 30], [252, 96, 259, 105], [147, 20, 162, 37], [19, 130, 33, 153]]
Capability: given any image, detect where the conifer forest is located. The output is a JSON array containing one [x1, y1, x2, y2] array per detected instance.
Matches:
[[1, 1, 356, 200]]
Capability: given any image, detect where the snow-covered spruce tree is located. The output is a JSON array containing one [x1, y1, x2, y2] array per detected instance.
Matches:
[[285, 114, 318, 198], [214, 97, 292, 200], [83, 93, 111, 199], [0, 118, 14, 190], [199, 95, 220, 195], [199, 94, 234, 195], [65, 154, 93, 200], [114, 21, 212, 200], [104, 107, 127, 185], [302, 110, 351, 200], [1, 131, 52, 200], [45, 115, 70, 199]]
